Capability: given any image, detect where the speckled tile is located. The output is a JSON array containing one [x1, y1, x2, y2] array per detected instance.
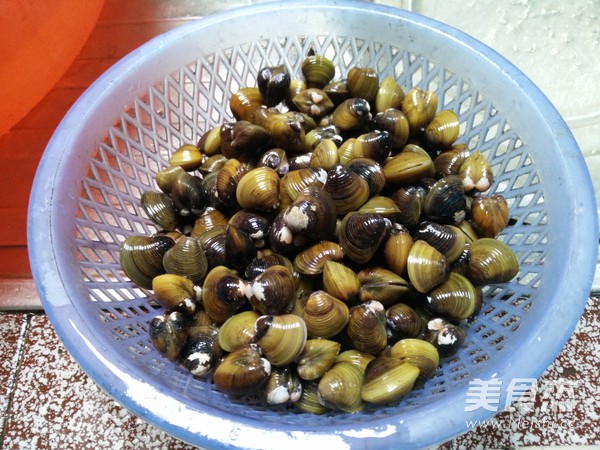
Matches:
[[445, 296, 600, 449], [0, 313, 28, 438], [2, 314, 198, 450]]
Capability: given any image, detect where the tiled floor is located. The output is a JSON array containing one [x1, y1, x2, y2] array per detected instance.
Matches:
[[1, 298, 598, 449]]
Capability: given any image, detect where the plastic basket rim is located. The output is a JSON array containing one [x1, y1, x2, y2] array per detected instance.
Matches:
[[27, 1, 598, 449]]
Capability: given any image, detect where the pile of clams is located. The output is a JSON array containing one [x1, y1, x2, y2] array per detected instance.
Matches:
[[120, 55, 519, 412]]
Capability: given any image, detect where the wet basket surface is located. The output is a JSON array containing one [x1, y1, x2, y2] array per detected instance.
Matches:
[[28, 2, 597, 449]]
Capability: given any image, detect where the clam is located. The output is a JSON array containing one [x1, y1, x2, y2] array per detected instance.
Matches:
[[385, 303, 422, 342], [197, 126, 222, 156], [338, 212, 389, 264], [370, 108, 410, 151], [257, 64, 291, 107], [287, 79, 307, 108], [282, 186, 337, 240], [434, 143, 470, 178], [302, 290, 350, 339], [258, 147, 289, 176], [357, 267, 410, 306], [390, 185, 426, 229], [309, 138, 339, 170], [423, 175, 467, 224], [155, 165, 185, 194], [141, 191, 179, 231], [388, 338, 439, 379], [254, 314, 307, 366], [383, 145, 435, 185], [169, 143, 203, 171], [230, 86, 263, 122], [317, 361, 365, 412], [423, 109, 460, 150], [346, 157, 386, 197], [426, 272, 480, 321], [323, 79, 351, 105], [265, 112, 305, 153], [347, 66, 379, 104], [246, 264, 296, 315], [324, 165, 370, 216], [296, 338, 341, 380], [152, 273, 200, 315], [352, 130, 393, 164], [337, 138, 356, 165], [120, 235, 174, 289], [149, 311, 188, 362], [358, 196, 401, 219], [406, 239, 449, 293], [383, 226, 414, 276], [292, 88, 335, 117], [303, 125, 343, 153], [322, 260, 361, 302], [335, 349, 375, 373], [191, 208, 229, 239], [347, 301, 388, 354], [469, 194, 509, 238], [375, 76, 405, 113], [424, 318, 466, 357], [332, 98, 372, 131], [171, 171, 206, 217], [218, 310, 260, 353], [201, 265, 249, 323], [244, 253, 294, 280], [401, 87, 438, 132], [293, 240, 344, 275], [236, 167, 281, 212], [225, 224, 257, 270], [361, 357, 419, 404], [295, 380, 331, 414], [267, 213, 297, 255], [213, 345, 271, 395], [216, 157, 254, 207], [459, 150, 494, 192], [264, 365, 302, 405], [282, 167, 328, 201], [413, 221, 466, 263], [467, 237, 519, 285], [197, 226, 227, 268], [162, 236, 208, 285], [221, 120, 270, 159], [200, 171, 225, 210], [301, 55, 335, 89], [181, 325, 222, 377]]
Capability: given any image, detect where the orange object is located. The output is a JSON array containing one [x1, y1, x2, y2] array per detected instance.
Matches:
[[0, 0, 105, 136]]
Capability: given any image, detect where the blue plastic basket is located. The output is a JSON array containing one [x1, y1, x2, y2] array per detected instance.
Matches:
[[28, 1, 598, 449]]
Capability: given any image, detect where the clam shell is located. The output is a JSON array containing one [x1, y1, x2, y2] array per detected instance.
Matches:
[[213, 346, 271, 395], [162, 236, 208, 285], [257, 64, 291, 107], [332, 98, 372, 131], [317, 361, 365, 412], [225, 224, 257, 270], [406, 240, 449, 293], [217, 310, 260, 353], [347, 66, 379, 103], [254, 314, 307, 366], [383, 145, 434, 185], [282, 186, 337, 240], [467, 237, 519, 285], [230, 86, 263, 122], [352, 130, 393, 164], [264, 365, 302, 405], [322, 260, 361, 302], [244, 253, 294, 280], [309, 138, 339, 170], [370, 108, 410, 151], [120, 235, 174, 289], [413, 221, 466, 263], [292, 88, 335, 117], [293, 240, 344, 275], [181, 325, 222, 377], [190, 208, 229, 238], [391, 185, 426, 229], [434, 143, 470, 178], [197, 226, 227, 268], [361, 357, 419, 404], [258, 147, 289, 176], [424, 318, 466, 357], [265, 113, 305, 153], [423, 175, 467, 224], [197, 126, 222, 156], [357, 267, 410, 306], [401, 87, 438, 132], [426, 272, 479, 321], [201, 265, 249, 323], [155, 165, 185, 194], [385, 303, 422, 342], [295, 380, 331, 414], [389, 338, 439, 379], [345, 157, 386, 197], [301, 55, 335, 89], [282, 167, 328, 201], [383, 228, 414, 276], [338, 212, 389, 264], [423, 109, 460, 150], [236, 167, 281, 212], [334, 349, 376, 374], [469, 194, 509, 238], [247, 265, 296, 316], [459, 150, 494, 192], [216, 157, 254, 207], [347, 301, 388, 354], [296, 338, 341, 381], [375, 76, 405, 113], [302, 290, 350, 339], [171, 171, 206, 217], [149, 311, 188, 362], [169, 143, 203, 171], [141, 191, 179, 231]]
